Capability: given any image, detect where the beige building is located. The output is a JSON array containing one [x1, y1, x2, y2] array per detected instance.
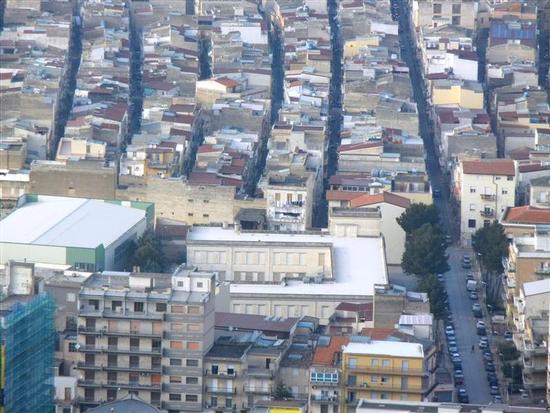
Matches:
[[329, 192, 411, 265], [455, 159, 516, 246], [412, 0, 478, 30], [0, 139, 26, 170], [430, 79, 484, 109], [186, 226, 388, 324], [75, 266, 216, 412], [264, 173, 314, 232]]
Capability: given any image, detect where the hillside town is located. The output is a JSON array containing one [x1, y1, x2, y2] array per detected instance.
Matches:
[[0, 0, 550, 413]]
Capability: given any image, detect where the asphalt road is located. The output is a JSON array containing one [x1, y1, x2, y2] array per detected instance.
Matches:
[[444, 247, 492, 404]]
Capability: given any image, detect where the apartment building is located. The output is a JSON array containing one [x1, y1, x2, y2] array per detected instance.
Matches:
[[412, 0, 478, 30], [430, 79, 484, 109], [308, 336, 350, 413], [264, 173, 314, 232], [455, 159, 516, 246], [342, 340, 427, 411], [75, 266, 216, 412]]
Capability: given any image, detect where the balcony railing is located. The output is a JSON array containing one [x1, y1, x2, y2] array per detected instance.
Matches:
[[79, 307, 163, 320], [205, 370, 237, 378], [480, 209, 495, 218], [535, 267, 550, 275], [347, 366, 424, 376], [480, 193, 496, 201], [346, 382, 424, 393], [204, 385, 237, 395], [77, 326, 162, 338], [78, 345, 161, 355], [246, 367, 274, 378], [243, 385, 272, 395], [310, 394, 339, 403]]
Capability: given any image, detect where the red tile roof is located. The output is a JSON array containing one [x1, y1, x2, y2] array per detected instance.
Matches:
[[462, 159, 515, 176], [326, 190, 368, 202], [349, 192, 411, 209], [215, 77, 239, 88], [503, 206, 550, 224], [312, 336, 350, 366]]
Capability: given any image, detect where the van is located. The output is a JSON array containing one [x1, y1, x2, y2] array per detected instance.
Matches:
[[466, 280, 477, 292]]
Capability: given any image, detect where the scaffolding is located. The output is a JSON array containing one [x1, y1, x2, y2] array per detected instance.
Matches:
[[0, 293, 55, 413]]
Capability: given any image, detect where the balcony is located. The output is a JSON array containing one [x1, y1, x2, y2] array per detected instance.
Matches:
[[480, 209, 495, 218], [78, 345, 161, 356], [310, 394, 339, 403], [163, 365, 202, 376], [347, 366, 424, 376], [79, 307, 163, 320], [243, 385, 272, 395], [347, 382, 424, 394], [103, 381, 161, 391], [103, 364, 162, 374], [246, 367, 274, 378], [76, 362, 102, 371], [162, 401, 202, 412], [272, 201, 304, 213], [523, 361, 547, 373], [205, 385, 237, 395], [78, 326, 162, 338], [163, 348, 202, 358], [77, 380, 102, 388], [535, 267, 550, 275], [205, 370, 238, 378], [480, 193, 496, 201]]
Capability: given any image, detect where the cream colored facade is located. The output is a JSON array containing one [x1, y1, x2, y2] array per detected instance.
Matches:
[[343, 36, 380, 59], [412, 0, 478, 30], [457, 162, 516, 246], [431, 81, 484, 109], [187, 240, 334, 283]]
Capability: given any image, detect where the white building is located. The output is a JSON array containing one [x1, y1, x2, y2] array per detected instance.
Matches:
[[185, 226, 389, 323], [456, 159, 516, 246]]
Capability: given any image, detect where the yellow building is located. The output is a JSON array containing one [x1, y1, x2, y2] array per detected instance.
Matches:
[[341, 340, 425, 411], [431, 79, 484, 109], [343, 36, 380, 58]]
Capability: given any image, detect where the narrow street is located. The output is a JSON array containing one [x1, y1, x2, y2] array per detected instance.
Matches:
[[445, 247, 492, 404], [397, 0, 492, 403]]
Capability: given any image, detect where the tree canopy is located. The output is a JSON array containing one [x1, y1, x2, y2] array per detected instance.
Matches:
[[472, 222, 509, 274], [402, 223, 450, 276], [396, 203, 439, 234], [129, 230, 165, 272], [418, 274, 447, 319]]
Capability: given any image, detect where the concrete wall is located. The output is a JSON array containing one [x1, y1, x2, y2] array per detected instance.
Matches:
[[0, 243, 66, 266]]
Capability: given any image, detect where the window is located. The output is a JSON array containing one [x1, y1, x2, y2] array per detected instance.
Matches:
[[380, 393, 389, 400], [371, 376, 379, 383], [186, 395, 198, 402], [196, 282, 203, 288], [452, 16, 461, 25], [381, 376, 389, 383], [108, 337, 118, 348], [225, 398, 233, 408], [134, 302, 144, 312], [203, 199, 209, 203], [172, 323, 184, 332], [170, 341, 183, 349], [469, 204, 476, 212], [433, 3, 442, 14], [107, 372, 117, 383], [156, 303, 167, 312], [169, 394, 182, 401], [152, 338, 161, 350], [187, 341, 200, 350], [371, 359, 379, 367], [211, 396, 218, 407], [470, 187, 476, 193], [203, 214, 209, 218], [188, 306, 200, 314], [151, 392, 161, 403], [69, 342, 78, 352], [318, 253, 325, 267], [186, 359, 199, 367], [130, 338, 139, 350], [84, 389, 94, 401], [188, 213, 194, 217], [348, 358, 357, 369], [287, 193, 293, 203], [171, 305, 184, 313], [468, 219, 476, 228], [212, 365, 219, 375], [348, 375, 357, 386], [170, 376, 182, 383], [484, 220, 490, 227], [170, 358, 182, 366], [507, 176, 514, 181], [400, 394, 408, 401], [130, 356, 139, 368], [452, 3, 461, 14], [111, 301, 122, 311], [188, 199, 194, 203], [502, 189, 508, 195], [108, 355, 117, 367], [495, 176, 501, 180], [227, 367, 235, 375], [186, 376, 199, 384], [188, 324, 201, 333], [382, 360, 390, 368]]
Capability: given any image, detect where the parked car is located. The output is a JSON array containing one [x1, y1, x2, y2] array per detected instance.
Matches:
[[466, 272, 474, 280], [457, 388, 469, 403], [448, 345, 458, 353], [490, 386, 500, 396], [437, 273, 444, 282], [493, 395, 503, 403], [462, 261, 472, 269], [477, 321, 486, 328], [504, 331, 513, 341], [463, 255, 471, 263], [479, 340, 488, 349], [453, 361, 462, 371], [469, 292, 478, 300], [453, 371, 464, 385], [485, 363, 496, 373]]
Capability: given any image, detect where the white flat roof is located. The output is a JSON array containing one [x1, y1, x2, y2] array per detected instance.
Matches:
[[187, 227, 388, 297], [523, 278, 550, 297], [0, 196, 145, 249], [343, 340, 424, 358], [399, 314, 433, 326]]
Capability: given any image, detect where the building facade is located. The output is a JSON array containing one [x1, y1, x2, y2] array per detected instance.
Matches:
[[75, 267, 216, 412]]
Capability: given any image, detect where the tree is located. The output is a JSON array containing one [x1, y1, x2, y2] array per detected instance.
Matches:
[[396, 203, 439, 234], [129, 230, 165, 272], [273, 383, 292, 400], [472, 222, 508, 305], [418, 274, 447, 319], [401, 223, 450, 276]]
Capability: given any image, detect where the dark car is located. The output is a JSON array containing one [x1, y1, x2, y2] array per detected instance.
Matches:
[[457, 389, 469, 403], [462, 261, 472, 269], [454, 371, 465, 385]]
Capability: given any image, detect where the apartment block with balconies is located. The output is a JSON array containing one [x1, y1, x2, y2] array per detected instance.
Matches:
[[75, 266, 216, 412], [341, 340, 427, 412], [455, 159, 516, 246], [264, 173, 314, 232]]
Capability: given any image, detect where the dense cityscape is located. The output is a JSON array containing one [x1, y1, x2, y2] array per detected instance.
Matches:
[[0, 0, 549, 412]]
